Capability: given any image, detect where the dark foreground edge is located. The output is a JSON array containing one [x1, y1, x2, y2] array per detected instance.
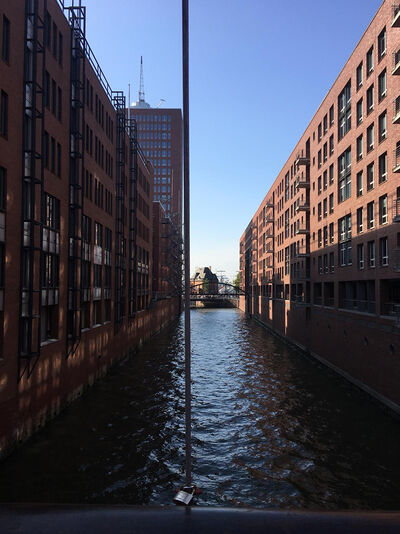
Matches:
[[1, 505, 400, 533]]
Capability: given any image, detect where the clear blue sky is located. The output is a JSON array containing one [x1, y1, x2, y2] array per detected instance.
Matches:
[[83, 0, 382, 280]]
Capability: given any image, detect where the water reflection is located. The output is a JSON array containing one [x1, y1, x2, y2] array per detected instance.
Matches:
[[0, 309, 399, 509]]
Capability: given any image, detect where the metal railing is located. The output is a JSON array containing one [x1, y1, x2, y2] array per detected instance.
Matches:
[[393, 96, 400, 122], [393, 47, 400, 72], [393, 145, 400, 171], [341, 299, 376, 314]]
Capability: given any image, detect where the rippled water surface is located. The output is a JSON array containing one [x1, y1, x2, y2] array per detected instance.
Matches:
[[0, 309, 400, 509]]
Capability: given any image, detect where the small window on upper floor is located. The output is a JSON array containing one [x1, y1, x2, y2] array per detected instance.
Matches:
[[378, 69, 386, 101], [323, 114, 328, 135], [329, 104, 334, 127], [367, 46, 374, 76], [356, 62, 363, 90], [2, 16, 10, 63], [378, 27, 386, 61]]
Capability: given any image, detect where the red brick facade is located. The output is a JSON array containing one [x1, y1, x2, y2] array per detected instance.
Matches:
[[239, 0, 400, 413], [0, 0, 180, 457]]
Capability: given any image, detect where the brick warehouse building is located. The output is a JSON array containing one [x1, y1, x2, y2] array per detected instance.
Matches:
[[239, 0, 400, 413], [0, 0, 181, 457]]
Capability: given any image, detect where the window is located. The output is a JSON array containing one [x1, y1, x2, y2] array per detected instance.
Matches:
[[329, 163, 334, 184], [378, 27, 386, 61], [378, 111, 387, 142], [50, 137, 55, 173], [56, 142, 61, 177], [51, 79, 56, 114], [329, 193, 334, 213], [338, 81, 351, 140], [379, 152, 387, 183], [0, 91, 7, 137], [357, 134, 363, 161], [57, 86, 62, 120], [356, 98, 363, 125], [2, 16, 10, 63], [379, 194, 388, 224], [58, 32, 63, 66], [318, 123, 322, 142], [367, 201, 374, 229], [318, 175, 322, 194], [366, 84, 374, 114], [41, 194, 60, 342], [323, 115, 327, 135], [329, 104, 334, 126], [338, 214, 352, 266], [367, 162, 374, 191], [378, 69, 386, 101], [44, 71, 50, 108], [356, 62, 363, 89], [323, 225, 328, 246], [357, 207, 363, 233], [318, 202, 322, 221], [323, 170, 327, 189], [318, 149, 321, 168], [338, 146, 351, 202], [52, 22, 57, 57], [380, 237, 388, 266], [329, 134, 334, 156], [323, 198, 327, 218], [356, 170, 363, 197], [368, 240, 375, 268], [329, 222, 334, 244], [357, 244, 364, 270], [318, 228, 322, 247], [323, 142, 327, 162], [367, 46, 374, 75], [366, 123, 374, 152]]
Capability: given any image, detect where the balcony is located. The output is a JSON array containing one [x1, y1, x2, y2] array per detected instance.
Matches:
[[296, 174, 310, 188], [392, 47, 400, 75], [295, 150, 310, 167], [341, 299, 376, 314], [292, 295, 311, 307], [393, 145, 400, 172], [295, 223, 310, 235], [393, 96, 400, 123], [292, 268, 310, 281], [392, 3, 400, 27], [296, 245, 309, 258], [296, 199, 310, 212]]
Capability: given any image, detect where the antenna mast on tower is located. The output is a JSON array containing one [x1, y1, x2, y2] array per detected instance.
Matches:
[[139, 56, 145, 103]]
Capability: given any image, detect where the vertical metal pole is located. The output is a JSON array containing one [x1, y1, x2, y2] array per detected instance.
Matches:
[[182, 0, 191, 486]]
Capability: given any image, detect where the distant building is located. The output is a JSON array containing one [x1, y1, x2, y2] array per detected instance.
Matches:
[[191, 267, 219, 294], [128, 59, 182, 226], [239, 0, 400, 413]]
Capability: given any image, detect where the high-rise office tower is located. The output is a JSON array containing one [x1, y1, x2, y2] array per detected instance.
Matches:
[[129, 58, 182, 227]]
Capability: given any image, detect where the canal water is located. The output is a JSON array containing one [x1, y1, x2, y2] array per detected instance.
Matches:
[[0, 308, 399, 509]]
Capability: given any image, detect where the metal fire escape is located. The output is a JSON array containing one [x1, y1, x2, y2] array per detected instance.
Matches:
[[18, 0, 47, 380], [113, 91, 126, 332], [127, 117, 138, 317], [65, 1, 86, 357]]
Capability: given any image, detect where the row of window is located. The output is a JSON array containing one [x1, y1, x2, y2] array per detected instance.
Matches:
[[317, 236, 389, 272], [0, 90, 7, 138], [85, 78, 114, 143], [44, 10, 63, 67], [44, 132, 62, 177], [44, 71, 62, 121], [1, 15, 9, 63]]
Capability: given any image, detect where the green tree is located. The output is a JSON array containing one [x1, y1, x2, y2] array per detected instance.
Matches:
[[232, 272, 240, 289]]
